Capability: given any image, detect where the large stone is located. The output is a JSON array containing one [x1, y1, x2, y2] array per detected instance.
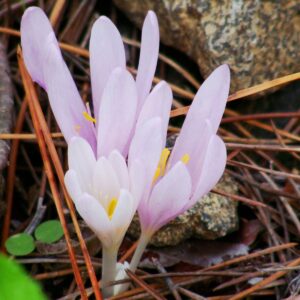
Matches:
[[113, 0, 300, 91]]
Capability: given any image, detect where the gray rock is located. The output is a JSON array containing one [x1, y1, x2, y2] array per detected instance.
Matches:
[[113, 0, 300, 91], [0, 41, 13, 170], [0, 40, 14, 217], [128, 174, 239, 247]]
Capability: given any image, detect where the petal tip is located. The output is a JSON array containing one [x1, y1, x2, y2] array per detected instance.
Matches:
[[22, 6, 42, 17], [217, 64, 231, 80], [146, 10, 158, 25]]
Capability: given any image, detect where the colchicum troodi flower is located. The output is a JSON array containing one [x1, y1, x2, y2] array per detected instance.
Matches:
[[127, 64, 230, 275], [64, 137, 136, 294], [21, 6, 159, 156], [20, 5, 230, 297], [21, 5, 161, 296]]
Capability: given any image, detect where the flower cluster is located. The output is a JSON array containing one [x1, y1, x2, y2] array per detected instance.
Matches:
[[21, 6, 230, 296]]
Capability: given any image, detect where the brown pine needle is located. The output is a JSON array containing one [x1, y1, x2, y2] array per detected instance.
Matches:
[[18, 48, 88, 299], [230, 256, 300, 300], [18, 48, 103, 300], [125, 269, 167, 300], [202, 243, 297, 272], [0, 132, 63, 140], [0, 99, 27, 250]]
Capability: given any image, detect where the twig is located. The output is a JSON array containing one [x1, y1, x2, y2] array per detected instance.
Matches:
[[125, 269, 167, 300], [18, 48, 88, 299], [152, 258, 182, 300], [1, 99, 27, 250]]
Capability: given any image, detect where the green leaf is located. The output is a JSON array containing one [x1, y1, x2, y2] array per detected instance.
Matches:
[[0, 254, 47, 300], [5, 233, 35, 256], [34, 220, 64, 244]]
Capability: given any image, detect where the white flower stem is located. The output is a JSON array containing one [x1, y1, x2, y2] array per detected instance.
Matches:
[[102, 246, 118, 297], [114, 233, 152, 295], [129, 233, 151, 272]]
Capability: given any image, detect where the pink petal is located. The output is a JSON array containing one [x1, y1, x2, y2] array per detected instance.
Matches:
[[190, 135, 227, 207], [136, 11, 159, 111], [43, 42, 96, 148], [140, 162, 191, 233], [136, 81, 172, 145], [21, 6, 55, 88], [108, 150, 130, 189], [169, 119, 213, 187], [76, 193, 113, 248], [128, 118, 163, 200], [90, 16, 126, 117], [190, 65, 230, 133], [97, 68, 137, 157], [68, 137, 96, 192], [169, 65, 230, 185], [129, 159, 146, 209], [64, 170, 82, 204]]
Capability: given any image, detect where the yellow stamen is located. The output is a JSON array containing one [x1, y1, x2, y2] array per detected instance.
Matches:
[[83, 111, 96, 123], [107, 197, 118, 220], [153, 148, 170, 182], [153, 167, 161, 182], [160, 148, 171, 174], [181, 154, 190, 164]]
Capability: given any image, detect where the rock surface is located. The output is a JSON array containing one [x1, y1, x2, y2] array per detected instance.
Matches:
[[128, 174, 239, 247], [0, 41, 13, 170], [113, 0, 300, 91]]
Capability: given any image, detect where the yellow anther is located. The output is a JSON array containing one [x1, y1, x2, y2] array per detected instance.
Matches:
[[160, 148, 170, 175], [107, 197, 118, 220], [181, 154, 190, 164], [153, 148, 170, 183], [83, 111, 96, 123], [153, 167, 161, 183]]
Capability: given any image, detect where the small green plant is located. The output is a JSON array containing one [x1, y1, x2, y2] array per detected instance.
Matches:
[[5, 219, 64, 256], [5, 233, 35, 256], [34, 220, 64, 244]]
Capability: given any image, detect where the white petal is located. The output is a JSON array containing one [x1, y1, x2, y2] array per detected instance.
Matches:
[[191, 135, 227, 206], [68, 137, 96, 193], [136, 11, 159, 111], [136, 81, 172, 145], [92, 157, 120, 209], [76, 193, 113, 248], [111, 189, 135, 245], [90, 16, 126, 117], [64, 170, 82, 204], [143, 162, 191, 231], [97, 68, 137, 157], [108, 150, 130, 189]]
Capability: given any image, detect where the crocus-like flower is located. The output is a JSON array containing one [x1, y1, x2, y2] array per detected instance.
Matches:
[[21, 6, 159, 156], [64, 136, 136, 294], [128, 65, 230, 272], [64, 137, 135, 250], [20, 6, 165, 296]]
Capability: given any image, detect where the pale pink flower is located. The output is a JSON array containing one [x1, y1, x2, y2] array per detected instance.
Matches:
[[130, 65, 230, 238], [20, 6, 159, 157]]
